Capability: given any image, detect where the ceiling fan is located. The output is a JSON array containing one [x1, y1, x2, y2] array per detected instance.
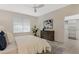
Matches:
[[33, 4, 44, 13]]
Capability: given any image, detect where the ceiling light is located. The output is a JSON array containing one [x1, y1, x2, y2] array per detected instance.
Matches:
[[33, 4, 44, 13]]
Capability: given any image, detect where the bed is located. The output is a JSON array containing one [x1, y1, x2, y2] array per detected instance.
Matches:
[[0, 26, 51, 54], [15, 35, 51, 54]]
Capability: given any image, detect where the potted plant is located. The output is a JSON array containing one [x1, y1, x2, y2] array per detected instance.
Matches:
[[32, 25, 38, 36]]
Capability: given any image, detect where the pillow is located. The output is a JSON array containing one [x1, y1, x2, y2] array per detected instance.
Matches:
[[0, 31, 7, 50], [0, 26, 15, 45], [6, 33, 15, 44], [0, 26, 10, 45], [0, 26, 7, 33]]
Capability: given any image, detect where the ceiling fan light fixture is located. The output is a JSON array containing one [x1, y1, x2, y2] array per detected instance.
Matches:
[[33, 4, 44, 13]]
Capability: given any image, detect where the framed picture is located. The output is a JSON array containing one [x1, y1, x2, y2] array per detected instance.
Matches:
[[43, 19, 53, 31]]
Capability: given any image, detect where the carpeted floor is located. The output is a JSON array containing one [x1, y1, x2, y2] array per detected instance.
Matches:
[[47, 40, 64, 54], [31, 40, 64, 54]]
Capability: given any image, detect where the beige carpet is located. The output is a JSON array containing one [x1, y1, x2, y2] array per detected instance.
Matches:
[[47, 40, 64, 54]]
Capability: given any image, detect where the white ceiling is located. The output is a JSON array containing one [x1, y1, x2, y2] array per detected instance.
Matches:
[[0, 4, 69, 17]]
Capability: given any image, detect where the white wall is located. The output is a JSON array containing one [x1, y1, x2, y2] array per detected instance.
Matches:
[[0, 10, 38, 36]]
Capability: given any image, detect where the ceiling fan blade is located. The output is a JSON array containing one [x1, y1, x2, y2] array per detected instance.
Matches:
[[37, 4, 44, 8], [33, 4, 44, 8]]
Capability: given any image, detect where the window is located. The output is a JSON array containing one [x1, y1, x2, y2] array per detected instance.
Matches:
[[13, 15, 30, 33]]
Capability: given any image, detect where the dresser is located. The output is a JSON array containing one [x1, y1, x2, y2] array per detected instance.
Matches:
[[41, 31, 54, 41]]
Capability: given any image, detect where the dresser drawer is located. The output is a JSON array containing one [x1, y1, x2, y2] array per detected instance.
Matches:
[[41, 31, 54, 41]]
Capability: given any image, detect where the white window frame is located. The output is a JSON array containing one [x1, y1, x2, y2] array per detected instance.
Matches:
[[13, 15, 30, 33]]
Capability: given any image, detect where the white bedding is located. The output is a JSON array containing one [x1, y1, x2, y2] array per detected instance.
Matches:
[[0, 26, 51, 54], [15, 35, 51, 54]]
